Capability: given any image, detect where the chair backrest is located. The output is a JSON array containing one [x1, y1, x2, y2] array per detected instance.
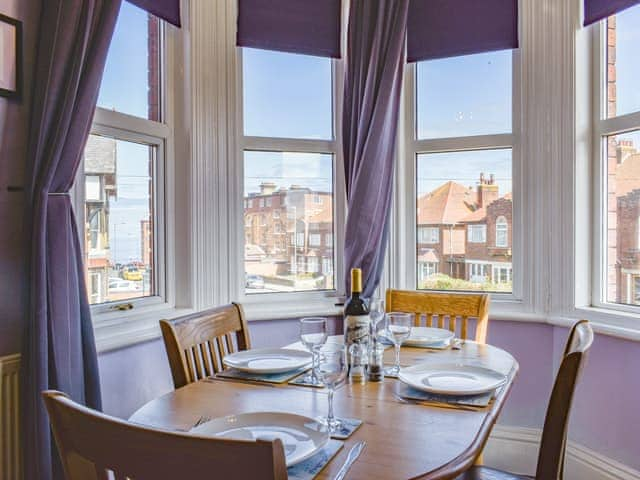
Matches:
[[160, 303, 251, 388], [43, 390, 287, 480], [535, 320, 594, 480], [385, 289, 490, 343]]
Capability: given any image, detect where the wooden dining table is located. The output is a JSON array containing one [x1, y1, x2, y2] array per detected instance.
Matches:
[[129, 339, 518, 480]]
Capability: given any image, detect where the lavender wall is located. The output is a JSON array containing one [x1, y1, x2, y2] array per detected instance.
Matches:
[[0, 0, 38, 357]]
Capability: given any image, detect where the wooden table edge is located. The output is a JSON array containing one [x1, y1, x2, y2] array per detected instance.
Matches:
[[410, 363, 520, 480]]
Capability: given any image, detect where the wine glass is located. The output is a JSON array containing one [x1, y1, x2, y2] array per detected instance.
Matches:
[[315, 343, 348, 433], [368, 298, 385, 342], [299, 317, 328, 385], [385, 312, 412, 376]]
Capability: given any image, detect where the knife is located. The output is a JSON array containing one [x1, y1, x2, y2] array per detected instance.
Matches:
[[333, 441, 366, 480]]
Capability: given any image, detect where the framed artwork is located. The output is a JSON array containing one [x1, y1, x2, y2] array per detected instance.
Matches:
[[0, 13, 22, 99]]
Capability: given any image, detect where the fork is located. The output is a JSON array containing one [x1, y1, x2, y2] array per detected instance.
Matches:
[[192, 415, 210, 428]]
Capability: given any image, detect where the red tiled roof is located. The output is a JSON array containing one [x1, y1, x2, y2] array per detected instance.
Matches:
[[417, 181, 476, 225], [417, 249, 439, 263], [461, 192, 513, 223], [87, 257, 110, 269]]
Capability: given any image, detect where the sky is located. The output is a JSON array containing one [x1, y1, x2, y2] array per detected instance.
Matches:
[[94, 3, 640, 262], [615, 6, 640, 117]]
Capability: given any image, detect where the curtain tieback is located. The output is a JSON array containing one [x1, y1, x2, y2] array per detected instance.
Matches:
[[47, 192, 70, 196]]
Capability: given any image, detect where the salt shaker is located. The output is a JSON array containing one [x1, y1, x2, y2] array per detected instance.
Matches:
[[348, 343, 368, 384]]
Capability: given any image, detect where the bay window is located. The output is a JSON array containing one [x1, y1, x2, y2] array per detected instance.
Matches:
[[593, 4, 640, 309], [239, 47, 341, 295], [408, 49, 516, 294], [77, 2, 170, 312]]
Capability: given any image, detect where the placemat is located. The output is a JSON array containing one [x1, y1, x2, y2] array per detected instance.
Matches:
[[287, 439, 344, 480], [213, 366, 310, 384], [330, 417, 363, 440], [289, 372, 325, 388], [394, 382, 494, 410]]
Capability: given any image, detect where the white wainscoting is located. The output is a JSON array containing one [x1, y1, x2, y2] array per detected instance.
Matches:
[[0, 354, 21, 480], [486, 425, 640, 480]]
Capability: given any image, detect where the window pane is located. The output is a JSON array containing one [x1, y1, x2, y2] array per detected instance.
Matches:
[[605, 130, 640, 305], [606, 5, 640, 118], [416, 50, 512, 139], [97, 2, 161, 120], [244, 151, 334, 293], [416, 149, 512, 292], [83, 134, 155, 305], [242, 48, 332, 139]]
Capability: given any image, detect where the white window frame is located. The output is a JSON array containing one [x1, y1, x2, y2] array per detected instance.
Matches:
[[468, 224, 488, 243], [390, 48, 522, 303], [496, 216, 508, 247], [418, 226, 439, 244], [591, 14, 640, 315], [309, 234, 322, 247], [72, 16, 185, 347], [233, 45, 346, 312]]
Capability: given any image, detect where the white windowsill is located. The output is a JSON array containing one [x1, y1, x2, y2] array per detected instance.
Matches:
[[242, 296, 344, 321], [92, 296, 640, 354], [94, 305, 194, 353]]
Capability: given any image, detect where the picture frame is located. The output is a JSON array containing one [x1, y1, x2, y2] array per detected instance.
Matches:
[[0, 13, 22, 99]]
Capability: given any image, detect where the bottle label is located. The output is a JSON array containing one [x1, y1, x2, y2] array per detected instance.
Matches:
[[344, 314, 371, 347]]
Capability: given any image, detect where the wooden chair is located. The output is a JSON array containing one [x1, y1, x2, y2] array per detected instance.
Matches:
[[160, 303, 251, 389], [43, 390, 287, 480], [385, 289, 490, 343], [457, 320, 594, 480]]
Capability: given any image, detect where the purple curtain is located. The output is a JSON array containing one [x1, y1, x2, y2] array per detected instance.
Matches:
[[21, 1, 121, 479], [342, 0, 409, 297], [128, 0, 181, 27], [237, 0, 342, 58], [584, 0, 640, 25], [407, 0, 518, 62]]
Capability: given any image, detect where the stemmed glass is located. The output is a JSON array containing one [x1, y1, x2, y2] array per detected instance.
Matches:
[[315, 343, 348, 433], [299, 317, 328, 385], [385, 312, 412, 376], [368, 298, 385, 342]]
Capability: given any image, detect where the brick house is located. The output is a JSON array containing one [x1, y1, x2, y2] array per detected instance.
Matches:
[[417, 174, 513, 287], [244, 182, 334, 289], [84, 135, 117, 304], [615, 145, 640, 304]]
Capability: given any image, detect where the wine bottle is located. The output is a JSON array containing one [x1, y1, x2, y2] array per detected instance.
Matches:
[[343, 268, 371, 368]]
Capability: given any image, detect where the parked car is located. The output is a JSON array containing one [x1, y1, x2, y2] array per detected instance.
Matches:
[[108, 279, 141, 293], [122, 266, 143, 281], [245, 274, 265, 289]]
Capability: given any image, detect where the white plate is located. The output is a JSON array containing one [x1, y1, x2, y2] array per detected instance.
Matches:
[[222, 348, 312, 374], [398, 363, 507, 395], [190, 412, 329, 466], [403, 327, 454, 347]]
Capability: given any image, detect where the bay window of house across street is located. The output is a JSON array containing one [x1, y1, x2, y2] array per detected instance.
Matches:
[[413, 49, 514, 294], [77, 2, 167, 310], [595, 4, 640, 310], [241, 47, 337, 295]]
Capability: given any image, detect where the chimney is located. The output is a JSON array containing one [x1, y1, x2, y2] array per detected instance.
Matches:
[[259, 182, 277, 195], [617, 140, 637, 166], [477, 173, 499, 208]]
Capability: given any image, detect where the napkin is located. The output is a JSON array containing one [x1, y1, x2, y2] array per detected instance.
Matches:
[[287, 439, 344, 480]]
